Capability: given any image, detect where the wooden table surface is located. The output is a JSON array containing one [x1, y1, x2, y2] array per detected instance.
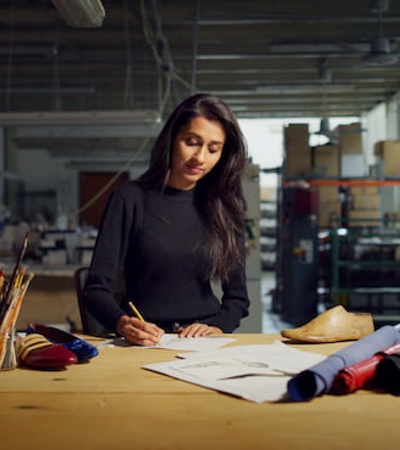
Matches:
[[0, 333, 399, 450]]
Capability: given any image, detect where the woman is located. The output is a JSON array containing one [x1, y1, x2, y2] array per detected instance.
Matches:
[[82, 93, 250, 346]]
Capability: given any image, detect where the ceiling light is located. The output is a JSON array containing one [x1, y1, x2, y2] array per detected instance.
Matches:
[[318, 117, 331, 135], [363, 37, 399, 66], [309, 133, 330, 147], [51, 0, 105, 28], [370, 0, 390, 14]]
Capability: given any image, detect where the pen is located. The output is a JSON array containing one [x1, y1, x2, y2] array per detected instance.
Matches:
[[128, 301, 145, 322]]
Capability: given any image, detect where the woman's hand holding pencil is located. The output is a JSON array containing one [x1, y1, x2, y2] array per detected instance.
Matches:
[[128, 301, 145, 322], [116, 302, 164, 346]]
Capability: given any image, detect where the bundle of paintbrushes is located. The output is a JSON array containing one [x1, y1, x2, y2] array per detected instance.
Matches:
[[0, 232, 34, 370]]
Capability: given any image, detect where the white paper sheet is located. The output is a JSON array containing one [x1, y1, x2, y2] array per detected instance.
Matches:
[[150, 334, 236, 351], [143, 340, 325, 403], [94, 334, 236, 351]]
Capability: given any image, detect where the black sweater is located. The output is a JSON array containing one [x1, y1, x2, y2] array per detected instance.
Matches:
[[82, 181, 250, 333]]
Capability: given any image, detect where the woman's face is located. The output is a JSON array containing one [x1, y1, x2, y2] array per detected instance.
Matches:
[[168, 116, 226, 190]]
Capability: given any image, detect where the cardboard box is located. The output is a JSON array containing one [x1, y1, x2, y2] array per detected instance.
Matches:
[[284, 123, 312, 178], [319, 199, 341, 227], [284, 123, 309, 148], [260, 186, 276, 202], [352, 193, 381, 211], [284, 146, 312, 178], [338, 123, 363, 154], [318, 186, 339, 201], [374, 140, 400, 176], [340, 154, 366, 177], [313, 145, 339, 177], [349, 186, 379, 196], [373, 140, 400, 156], [347, 209, 381, 227]]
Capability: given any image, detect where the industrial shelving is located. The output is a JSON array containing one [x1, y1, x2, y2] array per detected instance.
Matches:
[[260, 200, 277, 271], [283, 177, 400, 324], [329, 225, 400, 323]]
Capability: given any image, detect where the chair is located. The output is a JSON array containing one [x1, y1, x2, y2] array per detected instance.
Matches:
[[74, 267, 114, 337]]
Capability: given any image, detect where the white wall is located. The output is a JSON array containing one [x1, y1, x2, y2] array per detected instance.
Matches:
[[16, 148, 76, 223], [386, 93, 400, 140], [362, 102, 388, 166], [16, 151, 149, 227]]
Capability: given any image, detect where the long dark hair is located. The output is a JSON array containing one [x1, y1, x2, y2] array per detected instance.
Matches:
[[138, 93, 248, 282]]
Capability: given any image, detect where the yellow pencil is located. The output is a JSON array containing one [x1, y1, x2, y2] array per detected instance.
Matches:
[[128, 301, 145, 322]]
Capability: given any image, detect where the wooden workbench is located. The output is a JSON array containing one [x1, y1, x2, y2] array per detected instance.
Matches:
[[0, 334, 399, 450]]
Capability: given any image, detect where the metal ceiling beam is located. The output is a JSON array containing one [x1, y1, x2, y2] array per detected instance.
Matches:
[[2, 0, 400, 122]]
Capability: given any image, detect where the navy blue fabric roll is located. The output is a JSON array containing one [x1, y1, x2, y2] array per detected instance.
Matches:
[[287, 325, 400, 401], [375, 353, 400, 395]]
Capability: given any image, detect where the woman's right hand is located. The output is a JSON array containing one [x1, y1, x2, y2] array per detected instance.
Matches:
[[116, 315, 164, 346]]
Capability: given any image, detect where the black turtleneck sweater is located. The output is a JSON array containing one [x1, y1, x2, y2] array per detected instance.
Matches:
[[82, 181, 250, 333]]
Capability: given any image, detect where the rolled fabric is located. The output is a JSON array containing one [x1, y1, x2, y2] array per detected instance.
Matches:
[[331, 342, 400, 395], [375, 353, 400, 395], [287, 325, 400, 401]]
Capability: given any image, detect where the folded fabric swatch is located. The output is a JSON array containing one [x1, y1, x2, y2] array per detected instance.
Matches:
[[287, 325, 400, 401], [331, 342, 400, 395], [375, 353, 400, 395]]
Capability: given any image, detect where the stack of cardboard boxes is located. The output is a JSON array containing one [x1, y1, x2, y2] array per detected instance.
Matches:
[[283, 122, 383, 228], [313, 143, 341, 228], [283, 123, 342, 228], [347, 185, 381, 227], [338, 123, 380, 227], [283, 124, 311, 179], [373, 140, 400, 228]]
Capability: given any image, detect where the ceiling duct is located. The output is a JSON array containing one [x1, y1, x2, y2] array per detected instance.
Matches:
[[51, 0, 105, 28], [0, 110, 160, 126]]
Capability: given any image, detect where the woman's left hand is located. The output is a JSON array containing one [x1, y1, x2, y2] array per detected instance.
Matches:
[[177, 323, 223, 338]]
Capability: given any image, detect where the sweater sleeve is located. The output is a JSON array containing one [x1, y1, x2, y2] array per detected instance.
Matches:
[[82, 184, 140, 330], [206, 236, 250, 333]]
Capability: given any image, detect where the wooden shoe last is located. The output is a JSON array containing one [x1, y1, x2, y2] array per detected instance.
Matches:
[[280, 305, 374, 343]]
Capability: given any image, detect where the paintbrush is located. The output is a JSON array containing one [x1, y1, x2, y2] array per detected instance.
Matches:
[[0, 231, 30, 325]]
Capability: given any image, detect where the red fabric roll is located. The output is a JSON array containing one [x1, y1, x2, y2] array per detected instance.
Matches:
[[331, 342, 400, 395]]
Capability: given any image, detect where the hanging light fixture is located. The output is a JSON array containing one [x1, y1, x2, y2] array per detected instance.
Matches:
[[363, 1, 398, 66], [51, 0, 105, 28], [318, 117, 331, 136], [309, 59, 337, 146], [315, 59, 333, 138]]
